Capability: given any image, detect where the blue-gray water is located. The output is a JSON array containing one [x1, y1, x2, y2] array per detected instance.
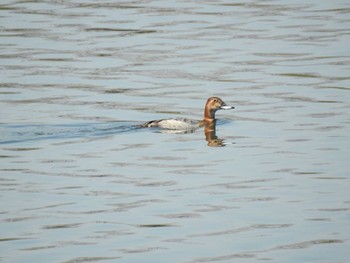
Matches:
[[1, 1, 350, 262]]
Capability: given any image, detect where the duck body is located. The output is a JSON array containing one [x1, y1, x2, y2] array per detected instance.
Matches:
[[142, 118, 200, 130], [141, 97, 234, 130]]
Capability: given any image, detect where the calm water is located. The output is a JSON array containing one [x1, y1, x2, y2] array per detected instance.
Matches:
[[1, 1, 350, 262]]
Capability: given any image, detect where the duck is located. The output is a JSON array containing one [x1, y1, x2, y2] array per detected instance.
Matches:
[[141, 97, 234, 130]]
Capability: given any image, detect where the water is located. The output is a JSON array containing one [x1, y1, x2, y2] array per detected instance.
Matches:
[[1, 1, 350, 262]]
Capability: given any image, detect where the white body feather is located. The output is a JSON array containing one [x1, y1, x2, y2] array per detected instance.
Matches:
[[155, 118, 199, 130]]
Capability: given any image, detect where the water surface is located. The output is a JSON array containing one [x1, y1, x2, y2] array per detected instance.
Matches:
[[1, 1, 350, 262]]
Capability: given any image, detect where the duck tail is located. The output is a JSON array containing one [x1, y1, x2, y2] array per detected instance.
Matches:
[[139, 120, 161, 128]]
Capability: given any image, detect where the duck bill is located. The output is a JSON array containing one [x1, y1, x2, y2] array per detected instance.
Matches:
[[220, 102, 234, 110]]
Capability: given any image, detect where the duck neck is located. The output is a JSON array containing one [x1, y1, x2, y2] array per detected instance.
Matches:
[[204, 108, 216, 124]]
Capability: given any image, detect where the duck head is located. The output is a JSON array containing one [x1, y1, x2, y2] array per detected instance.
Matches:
[[204, 97, 234, 123]]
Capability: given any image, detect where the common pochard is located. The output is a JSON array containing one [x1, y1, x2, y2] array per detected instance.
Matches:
[[141, 97, 234, 130]]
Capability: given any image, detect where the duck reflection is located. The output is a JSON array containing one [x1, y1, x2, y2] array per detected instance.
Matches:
[[157, 121, 228, 147], [204, 122, 225, 147]]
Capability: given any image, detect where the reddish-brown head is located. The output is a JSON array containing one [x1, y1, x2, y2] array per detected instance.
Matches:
[[203, 97, 234, 123]]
